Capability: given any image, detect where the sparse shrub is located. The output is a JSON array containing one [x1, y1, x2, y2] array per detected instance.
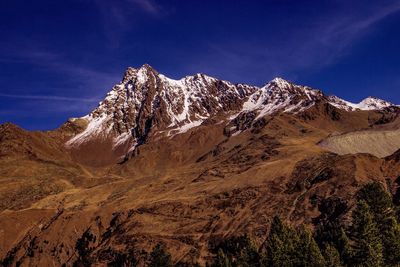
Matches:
[[149, 243, 173, 267]]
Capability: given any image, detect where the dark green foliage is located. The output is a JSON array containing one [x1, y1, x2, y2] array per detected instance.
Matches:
[[297, 227, 325, 267], [175, 262, 201, 267], [357, 182, 400, 266], [322, 244, 342, 267], [395, 205, 400, 222], [210, 249, 233, 267], [380, 216, 400, 265], [393, 177, 400, 206], [209, 182, 400, 267], [264, 216, 300, 267], [335, 227, 353, 264], [212, 235, 261, 267], [350, 200, 383, 266], [234, 243, 260, 267], [149, 243, 173, 267], [315, 222, 352, 264], [357, 182, 393, 224], [263, 217, 325, 267]]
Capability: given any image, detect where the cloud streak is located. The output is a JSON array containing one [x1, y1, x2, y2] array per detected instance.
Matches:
[[0, 93, 100, 103], [185, 1, 400, 84], [0, 43, 119, 119], [315, 1, 400, 54], [92, 0, 167, 47], [129, 0, 163, 15], [0, 42, 121, 95]]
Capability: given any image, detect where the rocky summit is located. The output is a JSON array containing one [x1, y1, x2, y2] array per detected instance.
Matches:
[[1, 64, 400, 266]]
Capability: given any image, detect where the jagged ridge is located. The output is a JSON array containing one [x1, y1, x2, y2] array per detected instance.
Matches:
[[66, 64, 398, 152]]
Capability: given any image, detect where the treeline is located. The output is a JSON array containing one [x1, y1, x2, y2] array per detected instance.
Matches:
[[147, 182, 400, 267], [207, 182, 400, 267], [11, 182, 399, 266]]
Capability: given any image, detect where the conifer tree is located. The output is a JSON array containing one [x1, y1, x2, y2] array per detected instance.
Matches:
[[336, 227, 353, 265], [322, 244, 342, 267], [350, 200, 383, 267], [233, 235, 260, 267], [358, 182, 400, 265], [380, 216, 400, 265], [211, 249, 232, 267], [264, 216, 300, 267], [357, 182, 393, 225], [211, 235, 260, 267], [297, 227, 325, 267], [314, 221, 352, 264]]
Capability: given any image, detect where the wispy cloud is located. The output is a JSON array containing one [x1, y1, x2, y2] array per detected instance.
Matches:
[[185, 1, 400, 84], [0, 93, 99, 103], [313, 1, 400, 60], [0, 42, 121, 95], [92, 0, 168, 47], [129, 0, 163, 15], [0, 43, 120, 119]]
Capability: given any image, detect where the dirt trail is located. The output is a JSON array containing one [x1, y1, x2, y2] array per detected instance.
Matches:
[[287, 189, 308, 220]]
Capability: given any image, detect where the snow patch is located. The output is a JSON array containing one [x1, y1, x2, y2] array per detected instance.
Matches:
[[66, 114, 109, 147], [113, 131, 132, 148], [136, 67, 148, 84]]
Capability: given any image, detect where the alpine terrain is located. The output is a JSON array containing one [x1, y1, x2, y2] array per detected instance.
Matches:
[[1, 64, 400, 266]]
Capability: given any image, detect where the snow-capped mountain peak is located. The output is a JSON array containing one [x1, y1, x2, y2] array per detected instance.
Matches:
[[240, 77, 323, 119], [66, 65, 257, 149], [65, 66, 397, 154], [122, 64, 157, 84], [268, 77, 293, 89], [328, 95, 394, 111], [358, 96, 393, 110]]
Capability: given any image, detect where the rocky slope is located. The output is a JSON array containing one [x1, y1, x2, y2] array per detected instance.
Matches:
[[1, 64, 400, 266], [64, 64, 398, 165], [319, 129, 400, 157]]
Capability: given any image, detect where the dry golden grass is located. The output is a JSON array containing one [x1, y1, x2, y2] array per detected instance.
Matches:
[[0, 108, 399, 265]]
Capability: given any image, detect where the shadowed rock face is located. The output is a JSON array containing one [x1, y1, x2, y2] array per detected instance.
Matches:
[[1, 65, 400, 266]]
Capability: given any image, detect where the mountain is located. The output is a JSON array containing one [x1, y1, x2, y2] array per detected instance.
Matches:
[[1, 64, 400, 266], [65, 64, 257, 165], [328, 95, 395, 111], [64, 65, 398, 165]]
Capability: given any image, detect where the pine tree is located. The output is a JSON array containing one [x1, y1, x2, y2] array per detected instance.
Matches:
[[232, 235, 260, 267], [336, 227, 353, 265], [297, 227, 325, 267], [357, 182, 400, 265], [314, 221, 352, 264], [210, 235, 260, 267], [350, 200, 383, 267], [323, 244, 342, 267], [380, 216, 400, 265], [211, 249, 232, 267], [357, 182, 393, 225], [149, 243, 173, 267], [264, 216, 300, 267]]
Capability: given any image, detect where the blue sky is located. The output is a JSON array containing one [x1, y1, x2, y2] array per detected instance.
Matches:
[[1, 0, 400, 130]]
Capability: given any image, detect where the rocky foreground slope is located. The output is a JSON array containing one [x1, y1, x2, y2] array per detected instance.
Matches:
[[0, 65, 400, 266]]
